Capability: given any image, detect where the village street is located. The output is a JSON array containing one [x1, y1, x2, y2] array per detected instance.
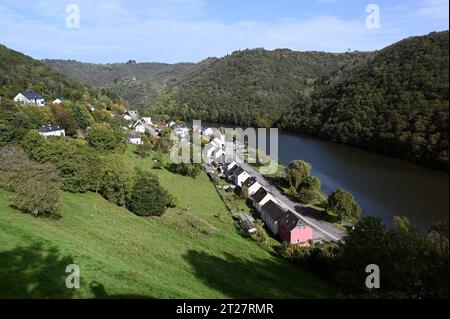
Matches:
[[239, 162, 345, 242]]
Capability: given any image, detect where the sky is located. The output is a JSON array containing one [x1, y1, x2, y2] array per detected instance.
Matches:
[[0, 0, 448, 63]]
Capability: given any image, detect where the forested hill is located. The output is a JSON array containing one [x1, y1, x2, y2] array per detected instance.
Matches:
[[279, 31, 449, 170], [42, 58, 213, 108], [0, 44, 117, 102], [151, 49, 371, 126]]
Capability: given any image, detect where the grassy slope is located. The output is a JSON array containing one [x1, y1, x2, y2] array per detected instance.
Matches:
[[0, 147, 337, 299]]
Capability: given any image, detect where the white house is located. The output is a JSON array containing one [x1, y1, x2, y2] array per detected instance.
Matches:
[[142, 117, 152, 125], [242, 177, 262, 197], [38, 125, 65, 137], [204, 136, 224, 162], [168, 121, 177, 129], [128, 110, 139, 119], [173, 127, 190, 140], [132, 120, 146, 133], [52, 98, 64, 104], [252, 187, 275, 212], [14, 92, 45, 106], [127, 132, 143, 145], [232, 166, 251, 187], [123, 114, 132, 121]]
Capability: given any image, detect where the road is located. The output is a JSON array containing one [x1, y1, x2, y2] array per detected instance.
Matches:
[[240, 162, 345, 242]]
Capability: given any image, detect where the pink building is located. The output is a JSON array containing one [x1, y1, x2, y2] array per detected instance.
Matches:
[[278, 211, 313, 246]]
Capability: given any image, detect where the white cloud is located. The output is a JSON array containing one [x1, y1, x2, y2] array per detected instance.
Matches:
[[0, 0, 446, 63]]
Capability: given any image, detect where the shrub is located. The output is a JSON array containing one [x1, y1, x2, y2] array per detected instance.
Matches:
[[126, 169, 174, 216]]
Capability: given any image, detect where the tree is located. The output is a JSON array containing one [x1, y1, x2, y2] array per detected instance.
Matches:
[[285, 160, 312, 190], [126, 169, 174, 216], [85, 123, 125, 153], [327, 188, 361, 223], [0, 146, 61, 217]]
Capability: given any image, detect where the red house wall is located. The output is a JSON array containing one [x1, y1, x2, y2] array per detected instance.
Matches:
[[279, 224, 313, 245]]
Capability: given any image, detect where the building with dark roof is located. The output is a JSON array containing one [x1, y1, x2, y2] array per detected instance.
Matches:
[[278, 211, 313, 245], [242, 176, 262, 198], [38, 125, 65, 137], [14, 92, 45, 106], [260, 200, 287, 235]]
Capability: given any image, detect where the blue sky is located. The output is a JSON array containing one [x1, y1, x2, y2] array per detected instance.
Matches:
[[0, 0, 448, 63]]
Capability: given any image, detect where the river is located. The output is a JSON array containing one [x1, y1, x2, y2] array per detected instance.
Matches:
[[196, 121, 449, 228]]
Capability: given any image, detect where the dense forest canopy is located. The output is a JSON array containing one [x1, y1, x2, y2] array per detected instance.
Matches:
[[0, 44, 120, 104], [150, 31, 449, 170], [42, 58, 214, 108], [279, 31, 449, 170], [151, 48, 371, 127]]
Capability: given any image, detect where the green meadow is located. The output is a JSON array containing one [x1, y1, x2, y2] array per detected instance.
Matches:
[[0, 147, 336, 298]]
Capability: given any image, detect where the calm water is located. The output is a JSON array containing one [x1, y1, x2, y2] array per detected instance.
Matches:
[[198, 121, 449, 228]]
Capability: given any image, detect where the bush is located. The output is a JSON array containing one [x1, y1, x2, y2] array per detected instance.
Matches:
[[174, 162, 202, 178], [126, 169, 174, 216]]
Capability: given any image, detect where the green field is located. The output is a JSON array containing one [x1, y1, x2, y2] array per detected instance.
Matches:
[[0, 147, 337, 298]]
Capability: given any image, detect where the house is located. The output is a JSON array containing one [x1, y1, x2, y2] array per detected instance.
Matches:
[[241, 177, 262, 198], [260, 200, 286, 235], [278, 211, 313, 245], [167, 121, 177, 129], [239, 213, 257, 234], [173, 127, 189, 140], [145, 126, 159, 137], [14, 92, 45, 106], [223, 161, 237, 173], [204, 136, 226, 163], [231, 166, 251, 187], [127, 132, 143, 145], [52, 98, 64, 104], [142, 117, 152, 125], [225, 163, 240, 179], [123, 114, 132, 121], [132, 120, 146, 133], [251, 187, 274, 212], [38, 125, 65, 137], [128, 110, 139, 120]]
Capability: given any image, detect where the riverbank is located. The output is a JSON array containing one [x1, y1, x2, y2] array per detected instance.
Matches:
[[195, 121, 449, 229]]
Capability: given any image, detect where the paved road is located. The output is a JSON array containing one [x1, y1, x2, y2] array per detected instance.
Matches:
[[240, 162, 345, 242]]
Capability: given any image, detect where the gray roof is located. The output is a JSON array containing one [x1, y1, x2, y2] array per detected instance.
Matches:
[[243, 177, 257, 188], [21, 92, 44, 100], [252, 187, 269, 203], [39, 124, 63, 133], [279, 211, 306, 231], [261, 200, 286, 222]]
